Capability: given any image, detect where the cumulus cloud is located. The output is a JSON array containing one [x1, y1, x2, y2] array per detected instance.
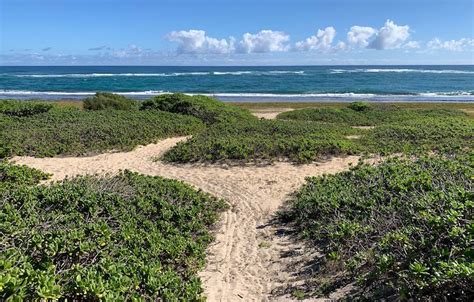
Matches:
[[427, 38, 474, 51], [403, 41, 421, 49], [167, 30, 235, 54], [167, 29, 290, 54], [368, 20, 410, 50], [237, 30, 289, 53], [347, 26, 376, 48], [295, 27, 337, 51]]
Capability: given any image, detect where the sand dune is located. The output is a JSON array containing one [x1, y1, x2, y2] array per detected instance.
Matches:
[[13, 137, 361, 301]]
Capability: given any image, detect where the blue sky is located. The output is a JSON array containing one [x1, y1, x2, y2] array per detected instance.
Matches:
[[1, 0, 473, 65]]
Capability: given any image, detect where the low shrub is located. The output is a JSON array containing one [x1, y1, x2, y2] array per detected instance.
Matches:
[[83, 92, 138, 111], [141, 93, 256, 124], [361, 116, 474, 154], [347, 101, 372, 112], [277, 105, 467, 126], [0, 108, 204, 157], [0, 100, 53, 117], [1, 170, 227, 300], [0, 160, 50, 190], [281, 155, 473, 300], [163, 119, 360, 163]]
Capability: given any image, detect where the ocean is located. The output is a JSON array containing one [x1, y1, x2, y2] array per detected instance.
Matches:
[[0, 65, 473, 102]]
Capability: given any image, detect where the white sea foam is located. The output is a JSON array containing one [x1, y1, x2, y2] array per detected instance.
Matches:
[[12, 72, 210, 78], [9, 70, 307, 78], [213, 71, 254, 75], [1, 90, 473, 99], [330, 68, 474, 74], [212, 71, 305, 75]]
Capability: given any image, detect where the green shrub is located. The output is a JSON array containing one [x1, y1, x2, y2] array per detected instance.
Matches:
[[281, 155, 473, 300], [0, 160, 50, 190], [83, 92, 138, 111], [277, 105, 467, 126], [163, 119, 360, 163], [362, 116, 474, 154], [0, 100, 53, 117], [348, 101, 372, 112], [0, 107, 204, 158], [141, 93, 255, 124], [1, 170, 227, 300]]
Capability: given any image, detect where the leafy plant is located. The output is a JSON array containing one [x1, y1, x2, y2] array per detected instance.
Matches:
[[348, 101, 372, 112], [281, 154, 473, 300], [0, 160, 50, 190], [0, 100, 53, 117], [277, 104, 467, 126], [163, 119, 360, 163], [141, 93, 256, 124], [1, 171, 227, 300], [0, 106, 204, 158], [83, 92, 138, 111]]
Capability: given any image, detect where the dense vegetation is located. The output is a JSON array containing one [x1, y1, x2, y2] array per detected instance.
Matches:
[[0, 160, 50, 190], [0, 100, 204, 158], [0, 100, 53, 117], [164, 108, 473, 163], [360, 116, 474, 154], [83, 92, 138, 111], [141, 93, 256, 124], [276, 103, 467, 126], [163, 119, 360, 163], [1, 168, 227, 300], [281, 155, 473, 300]]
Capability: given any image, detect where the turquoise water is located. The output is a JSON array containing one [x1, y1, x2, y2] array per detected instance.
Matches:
[[0, 65, 473, 102]]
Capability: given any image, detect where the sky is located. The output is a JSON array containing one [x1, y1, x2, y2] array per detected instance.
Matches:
[[0, 0, 473, 65]]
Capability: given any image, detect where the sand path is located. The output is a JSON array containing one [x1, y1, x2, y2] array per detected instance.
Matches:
[[13, 137, 360, 301], [251, 108, 294, 119]]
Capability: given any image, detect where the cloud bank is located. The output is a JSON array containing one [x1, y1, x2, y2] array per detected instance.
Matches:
[[167, 20, 421, 54]]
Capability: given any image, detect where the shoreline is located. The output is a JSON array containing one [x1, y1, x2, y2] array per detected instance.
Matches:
[[1, 93, 474, 103]]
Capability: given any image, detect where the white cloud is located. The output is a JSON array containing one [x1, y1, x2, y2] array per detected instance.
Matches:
[[368, 20, 410, 50], [167, 30, 235, 54], [295, 27, 337, 51], [427, 38, 474, 51], [347, 26, 376, 48], [237, 30, 289, 53], [403, 41, 421, 49]]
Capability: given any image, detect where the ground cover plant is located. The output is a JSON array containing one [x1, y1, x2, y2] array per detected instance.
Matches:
[[0, 101, 204, 158], [141, 93, 256, 124], [276, 103, 467, 126], [0, 160, 50, 190], [163, 119, 361, 163], [83, 92, 138, 111], [163, 107, 473, 163], [360, 116, 474, 154], [1, 169, 227, 300], [0, 100, 54, 117], [281, 154, 473, 300]]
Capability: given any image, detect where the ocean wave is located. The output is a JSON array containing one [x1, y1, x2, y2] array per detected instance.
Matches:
[[330, 68, 474, 74], [213, 71, 254, 75], [212, 71, 304, 76], [12, 72, 211, 78], [0, 90, 167, 96], [1, 90, 473, 98], [10, 70, 305, 78]]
